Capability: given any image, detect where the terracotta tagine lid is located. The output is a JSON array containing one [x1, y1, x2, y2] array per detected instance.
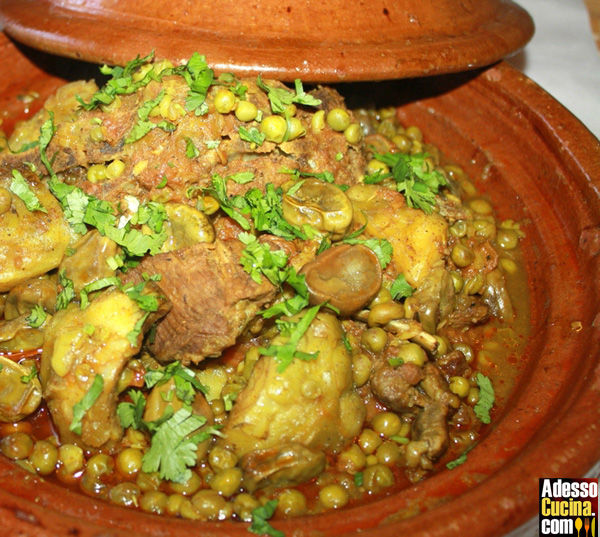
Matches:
[[0, 0, 533, 81]]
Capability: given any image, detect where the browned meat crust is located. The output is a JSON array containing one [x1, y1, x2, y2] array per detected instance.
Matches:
[[128, 239, 276, 364]]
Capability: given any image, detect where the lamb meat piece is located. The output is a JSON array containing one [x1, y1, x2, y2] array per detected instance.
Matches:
[[240, 443, 326, 492], [370, 362, 427, 412], [420, 363, 460, 409], [129, 239, 276, 364], [435, 349, 470, 380], [438, 294, 490, 335], [412, 401, 450, 462]]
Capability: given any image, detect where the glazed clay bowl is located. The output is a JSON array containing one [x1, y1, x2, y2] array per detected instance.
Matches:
[[1, 35, 599, 537], [0, 0, 533, 81]]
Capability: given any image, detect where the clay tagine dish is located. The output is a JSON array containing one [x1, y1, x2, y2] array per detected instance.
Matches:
[[0, 1, 598, 536]]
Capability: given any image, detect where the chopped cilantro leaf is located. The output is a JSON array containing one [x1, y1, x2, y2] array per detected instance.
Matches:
[[9, 170, 47, 213], [70, 374, 104, 435], [25, 305, 47, 328], [446, 451, 468, 470], [249, 499, 284, 537], [144, 361, 207, 404], [77, 52, 156, 111], [141, 407, 209, 483], [474, 373, 495, 424], [260, 305, 321, 373], [388, 357, 404, 367], [185, 137, 200, 158], [127, 312, 149, 345], [371, 152, 448, 214], [354, 471, 364, 487], [20, 364, 38, 384], [257, 76, 321, 115], [117, 389, 147, 430], [390, 273, 414, 300], [39, 114, 57, 180], [56, 270, 76, 310], [239, 126, 266, 146], [228, 171, 255, 184], [179, 52, 214, 115], [281, 167, 335, 184], [79, 276, 121, 309]]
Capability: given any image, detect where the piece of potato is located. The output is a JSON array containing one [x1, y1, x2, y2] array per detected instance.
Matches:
[[40, 287, 164, 451], [223, 311, 365, 458], [347, 184, 448, 288], [0, 172, 71, 292]]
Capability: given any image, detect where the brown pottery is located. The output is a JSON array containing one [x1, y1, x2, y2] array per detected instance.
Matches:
[[0, 27, 599, 537], [0, 0, 533, 81]]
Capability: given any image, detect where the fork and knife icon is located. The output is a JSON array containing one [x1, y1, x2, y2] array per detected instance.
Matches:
[[575, 517, 596, 536]]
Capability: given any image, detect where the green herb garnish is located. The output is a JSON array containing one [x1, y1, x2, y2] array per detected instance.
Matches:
[[249, 499, 284, 537], [390, 273, 414, 300], [70, 374, 104, 435], [474, 373, 495, 424], [9, 169, 47, 213], [25, 305, 47, 328]]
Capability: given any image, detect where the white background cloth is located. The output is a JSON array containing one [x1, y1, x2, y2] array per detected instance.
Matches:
[[507, 0, 600, 139]]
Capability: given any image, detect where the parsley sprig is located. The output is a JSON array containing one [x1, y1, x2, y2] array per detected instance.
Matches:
[[364, 152, 448, 213], [474, 373, 495, 424], [238, 232, 309, 318], [69, 374, 104, 435], [260, 304, 321, 373], [257, 76, 321, 115], [77, 52, 157, 111], [249, 499, 284, 537], [9, 169, 47, 213], [206, 177, 309, 240]]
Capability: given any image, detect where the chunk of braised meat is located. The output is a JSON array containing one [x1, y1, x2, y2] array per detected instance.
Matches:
[[437, 294, 489, 336], [370, 362, 426, 412], [240, 443, 326, 492], [412, 401, 450, 462], [435, 349, 470, 380], [420, 363, 461, 409], [127, 239, 277, 364]]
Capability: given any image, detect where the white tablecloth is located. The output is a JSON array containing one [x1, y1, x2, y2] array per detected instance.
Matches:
[[507, 0, 600, 139]]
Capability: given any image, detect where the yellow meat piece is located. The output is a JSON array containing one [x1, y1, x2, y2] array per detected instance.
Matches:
[[40, 289, 149, 451], [347, 184, 448, 287], [0, 174, 71, 292], [223, 311, 365, 457]]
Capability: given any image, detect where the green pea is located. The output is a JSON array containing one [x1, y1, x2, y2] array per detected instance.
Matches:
[[319, 483, 349, 509], [214, 89, 236, 114], [210, 467, 242, 497], [451, 243, 475, 267], [276, 489, 307, 517], [376, 441, 401, 465], [115, 447, 142, 477], [140, 490, 168, 514], [261, 115, 287, 143], [371, 412, 401, 437], [169, 470, 202, 496], [109, 482, 141, 507], [358, 428, 382, 455], [235, 100, 258, 122], [395, 342, 427, 367], [0, 432, 33, 460], [469, 198, 493, 215], [362, 463, 395, 491], [233, 492, 261, 522], [344, 123, 362, 144], [326, 108, 351, 132], [361, 327, 388, 353], [29, 439, 58, 475], [497, 228, 519, 250], [405, 125, 423, 142]]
